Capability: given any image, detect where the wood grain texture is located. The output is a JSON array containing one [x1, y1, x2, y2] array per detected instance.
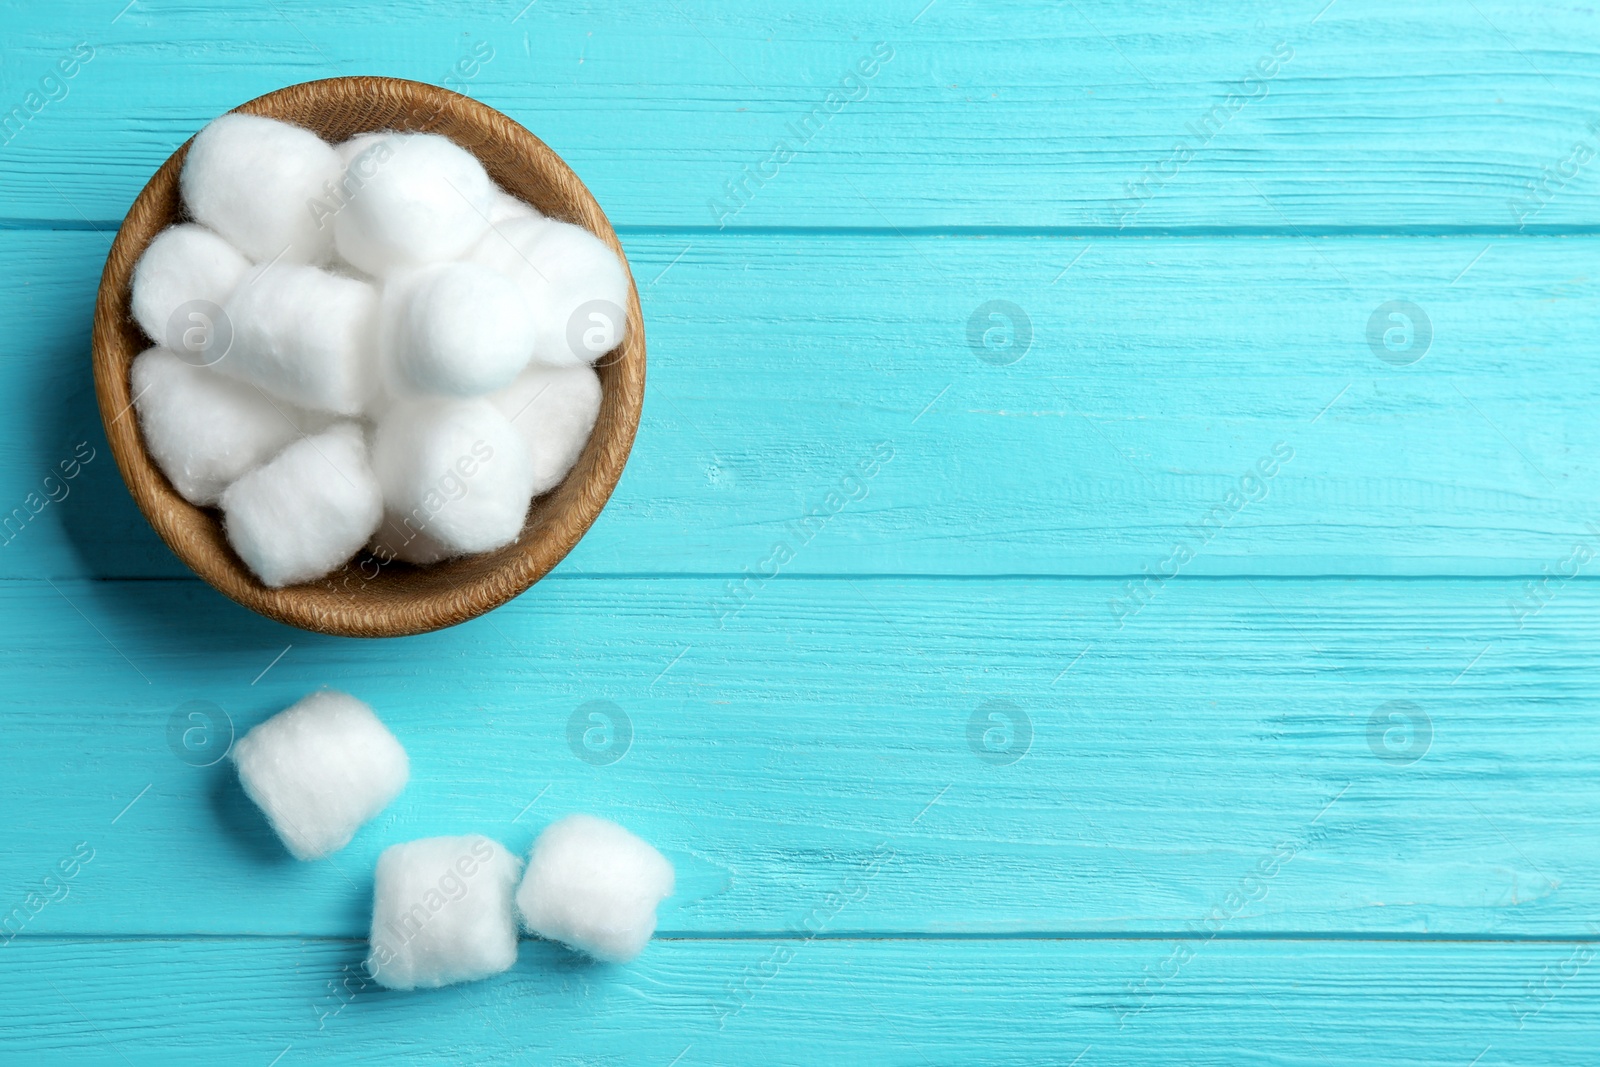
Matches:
[[1, 577, 1593, 936], [1, 1, 1597, 1062], [3, 1, 1600, 230], [4, 938, 1597, 1065], [4, 230, 1598, 579]]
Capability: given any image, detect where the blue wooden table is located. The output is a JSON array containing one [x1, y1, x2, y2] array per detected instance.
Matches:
[[3, 1, 1598, 1063]]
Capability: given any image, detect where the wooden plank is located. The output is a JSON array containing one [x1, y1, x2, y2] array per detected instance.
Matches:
[[2, 577, 1596, 936], [3, 937, 1596, 1065], [5, 230, 1599, 579], [2, 0, 1598, 229]]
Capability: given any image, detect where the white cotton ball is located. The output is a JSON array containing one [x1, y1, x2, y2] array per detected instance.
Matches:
[[514, 815, 674, 963], [369, 512, 457, 566], [489, 364, 601, 495], [488, 189, 543, 226], [180, 112, 341, 263], [333, 132, 494, 277], [230, 690, 408, 861], [219, 422, 383, 587], [471, 218, 630, 367], [320, 136, 396, 281], [371, 398, 535, 556], [131, 347, 303, 505], [378, 262, 536, 398], [328, 133, 387, 256], [334, 131, 386, 169], [129, 224, 251, 350], [366, 835, 522, 990], [219, 262, 376, 415], [326, 134, 389, 276]]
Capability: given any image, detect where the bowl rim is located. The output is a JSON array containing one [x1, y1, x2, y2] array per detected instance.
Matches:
[[91, 76, 645, 638]]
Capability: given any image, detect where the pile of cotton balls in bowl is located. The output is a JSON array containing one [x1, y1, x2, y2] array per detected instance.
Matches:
[[128, 112, 630, 588]]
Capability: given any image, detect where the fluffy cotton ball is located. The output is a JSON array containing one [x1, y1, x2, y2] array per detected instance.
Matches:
[[367, 835, 522, 990], [230, 690, 408, 861], [471, 218, 630, 367], [379, 262, 536, 397], [129, 224, 252, 351], [369, 512, 457, 567], [220, 422, 383, 587], [335, 131, 386, 169], [489, 364, 601, 495], [180, 113, 341, 263], [372, 398, 535, 556], [514, 815, 674, 963], [130, 347, 302, 505], [488, 189, 543, 226], [219, 262, 376, 415], [333, 132, 494, 277]]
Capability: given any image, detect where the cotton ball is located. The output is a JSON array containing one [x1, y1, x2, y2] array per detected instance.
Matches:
[[333, 132, 493, 277], [129, 348, 299, 505], [379, 263, 535, 398], [321, 133, 387, 279], [180, 112, 341, 263], [369, 512, 457, 567], [325, 133, 388, 280], [220, 422, 383, 587], [490, 364, 601, 495], [514, 815, 674, 963], [488, 189, 543, 226], [366, 835, 522, 990], [326, 133, 391, 274], [335, 131, 386, 169], [372, 398, 534, 556], [129, 224, 251, 350], [230, 690, 408, 861], [219, 262, 376, 415], [471, 218, 630, 367]]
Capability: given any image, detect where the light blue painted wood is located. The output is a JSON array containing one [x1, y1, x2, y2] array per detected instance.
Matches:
[[1, 1, 1597, 1064], [1, 578, 1594, 937], [6, 938, 1599, 1065], [4, 231, 1600, 579], [0, 1, 1598, 229]]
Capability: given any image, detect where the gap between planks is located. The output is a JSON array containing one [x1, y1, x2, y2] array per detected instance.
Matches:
[[12, 932, 1600, 943], [8, 218, 1600, 239]]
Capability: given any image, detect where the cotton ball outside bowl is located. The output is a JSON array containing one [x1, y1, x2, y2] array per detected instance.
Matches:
[[231, 689, 409, 861], [515, 814, 674, 963], [366, 835, 523, 990], [92, 76, 645, 638]]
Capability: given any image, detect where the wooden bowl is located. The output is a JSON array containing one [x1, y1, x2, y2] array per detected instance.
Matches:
[[92, 77, 645, 638]]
